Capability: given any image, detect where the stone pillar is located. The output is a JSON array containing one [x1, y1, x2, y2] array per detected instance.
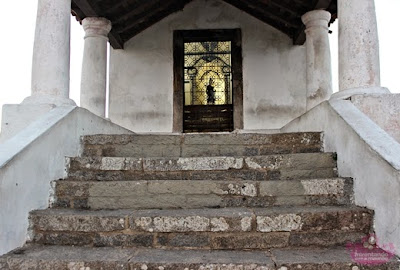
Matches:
[[333, 0, 389, 99], [23, 0, 76, 106], [302, 10, 332, 110], [80, 17, 112, 117]]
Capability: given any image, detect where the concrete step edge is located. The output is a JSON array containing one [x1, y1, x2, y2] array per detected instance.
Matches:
[[54, 178, 352, 198], [2, 244, 398, 269], [81, 132, 323, 145], [30, 206, 372, 234], [67, 153, 337, 172]]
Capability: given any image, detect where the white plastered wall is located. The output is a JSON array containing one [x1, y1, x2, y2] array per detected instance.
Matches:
[[0, 107, 132, 255], [351, 94, 400, 143], [283, 99, 400, 256], [109, 0, 307, 132]]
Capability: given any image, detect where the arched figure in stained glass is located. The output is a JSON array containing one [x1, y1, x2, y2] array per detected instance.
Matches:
[[206, 78, 216, 105]]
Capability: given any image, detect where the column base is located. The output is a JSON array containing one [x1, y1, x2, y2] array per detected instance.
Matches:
[[22, 94, 76, 106], [330, 86, 390, 100]]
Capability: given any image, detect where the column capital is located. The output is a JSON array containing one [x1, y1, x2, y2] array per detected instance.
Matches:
[[302, 10, 331, 30], [82, 17, 112, 38]]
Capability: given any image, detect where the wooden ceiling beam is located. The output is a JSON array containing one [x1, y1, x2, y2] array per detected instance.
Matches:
[[72, 0, 125, 49], [73, 0, 98, 16], [241, 0, 299, 28], [222, 0, 294, 37], [114, 0, 166, 29], [71, 3, 86, 22], [108, 29, 124, 49], [314, 0, 332, 9], [114, 0, 174, 33], [119, 0, 192, 42], [71, 0, 337, 47], [106, 0, 142, 16], [259, 0, 298, 17], [113, 0, 162, 25]]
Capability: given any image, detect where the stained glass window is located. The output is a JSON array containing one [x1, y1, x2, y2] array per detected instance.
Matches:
[[184, 41, 232, 106]]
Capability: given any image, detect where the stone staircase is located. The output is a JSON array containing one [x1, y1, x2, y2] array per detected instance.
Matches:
[[1, 132, 399, 269]]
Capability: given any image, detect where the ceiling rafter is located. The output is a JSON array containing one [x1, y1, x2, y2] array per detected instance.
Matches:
[[120, 0, 192, 41], [314, 0, 332, 9], [260, 0, 299, 17], [222, 0, 294, 36], [114, 0, 163, 25], [237, 0, 300, 28], [71, 0, 337, 49], [103, 0, 142, 16], [113, 0, 172, 32]]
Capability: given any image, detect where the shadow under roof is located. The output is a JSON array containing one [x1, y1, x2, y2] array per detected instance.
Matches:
[[71, 0, 337, 49]]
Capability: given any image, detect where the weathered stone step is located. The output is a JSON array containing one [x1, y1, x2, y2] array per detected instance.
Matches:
[[67, 153, 337, 180], [30, 206, 372, 249], [2, 245, 398, 269], [82, 132, 323, 157], [54, 178, 353, 209], [68, 167, 337, 182]]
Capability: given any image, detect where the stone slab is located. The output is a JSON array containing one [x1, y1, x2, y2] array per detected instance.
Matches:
[[143, 157, 244, 171], [30, 209, 130, 232], [81, 132, 323, 158], [88, 195, 192, 210], [31, 206, 371, 235], [82, 132, 321, 146], [66, 167, 338, 182], [68, 153, 335, 174], [245, 153, 335, 170], [56, 182, 351, 209], [259, 178, 345, 196], [129, 208, 253, 233], [254, 206, 372, 233], [1, 245, 398, 270], [210, 232, 290, 249], [58, 180, 263, 198], [271, 247, 399, 270]]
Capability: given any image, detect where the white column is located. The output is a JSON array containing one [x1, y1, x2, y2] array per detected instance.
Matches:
[[23, 0, 76, 106], [333, 0, 389, 99], [302, 10, 332, 110], [80, 17, 112, 117]]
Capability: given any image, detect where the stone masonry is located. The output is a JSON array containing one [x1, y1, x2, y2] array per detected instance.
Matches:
[[0, 132, 399, 269]]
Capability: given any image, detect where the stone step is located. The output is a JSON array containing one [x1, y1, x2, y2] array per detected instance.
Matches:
[[81, 132, 323, 157], [2, 245, 398, 270], [54, 178, 353, 209], [30, 206, 372, 249], [66, 153, 337, 181], [67, 167, 338, 182]]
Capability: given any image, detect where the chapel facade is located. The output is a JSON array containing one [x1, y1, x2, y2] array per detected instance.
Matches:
[[1, 0, 400, 268]]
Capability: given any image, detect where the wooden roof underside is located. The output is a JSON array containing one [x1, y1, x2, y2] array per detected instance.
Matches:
[[71, 0, 337, 49]]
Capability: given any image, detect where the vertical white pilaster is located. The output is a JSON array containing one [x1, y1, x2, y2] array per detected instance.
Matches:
[[24, 0, 76, 106], [80, 17, 112, 117], [333, 0, 389, 99], [302, 10, 332, 110]]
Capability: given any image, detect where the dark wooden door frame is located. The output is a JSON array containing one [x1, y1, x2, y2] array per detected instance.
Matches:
[[173, 29, 244, 132]]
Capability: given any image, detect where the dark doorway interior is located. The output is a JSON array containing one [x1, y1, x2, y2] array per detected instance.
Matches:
[[173, 29, 243, 133]]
